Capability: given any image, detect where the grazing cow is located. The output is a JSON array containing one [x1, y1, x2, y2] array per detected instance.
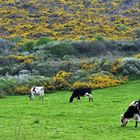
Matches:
[[120, 100, 140, 127], [29, 86, 44, 100], [69, 88, 93, 103]]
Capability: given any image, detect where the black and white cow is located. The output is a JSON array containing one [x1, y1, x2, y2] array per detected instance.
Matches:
[[121, 100, 140, 127], [29, 86, 44, 100], [69, 88, 93, 103]]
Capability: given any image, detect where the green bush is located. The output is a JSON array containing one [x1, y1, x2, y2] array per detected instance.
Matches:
[[49, 41, 75, 58], [133, 28, 140, 38], [119, 24, 127, 31], [36, 37, 53, 46], [94, 34, 105, 41], [21, 41, 35, 52], [121, 58, 140, 78]]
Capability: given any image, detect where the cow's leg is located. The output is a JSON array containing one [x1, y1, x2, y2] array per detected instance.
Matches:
[[135, 121, 138, 128], [29, 95, 32, 100], [88, 94, 93, 102], [134, 114, 140, 127], [39, 96, 41, 100], [29, 92, 34, 100], [42, 96, 44, 100], [77, 96, 80, 101], [39, 95, 44, 100], [89, 97, 90, 102], [121, 121, 128, 127], [30, 94, 34, 100]]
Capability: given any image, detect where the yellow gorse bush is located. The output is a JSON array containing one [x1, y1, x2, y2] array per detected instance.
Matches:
[[88, 75, 126, 89], [8, 54, 36, 64], [133, 54, 140, 59], [72, 75, 128, 89], [53, 71, 72, 89], [110, 61, 121, 73], [13, 85, 30, 95], [81, 62, 95, 70], [71, 82, 92, 89], [41, 81, 54, 90]]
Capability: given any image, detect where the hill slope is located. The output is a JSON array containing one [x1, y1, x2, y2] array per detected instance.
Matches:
[[0, 0, 140, 41]]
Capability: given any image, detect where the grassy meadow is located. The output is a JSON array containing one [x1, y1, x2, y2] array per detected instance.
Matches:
[[0, 80, 140, 140], [1, 1, 140, 140]]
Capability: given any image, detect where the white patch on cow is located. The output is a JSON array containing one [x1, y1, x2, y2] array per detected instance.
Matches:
[[85, 93, 89, 96], [30, 86, 44, 99], [134, 114, 140, 121], [88, 94, 93, 99], [124, 118, 129, 123], [85, 93, 92, 98], [84, 92, 93, 102]]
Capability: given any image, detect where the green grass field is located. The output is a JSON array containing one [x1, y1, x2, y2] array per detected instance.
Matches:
[[0, 80, 140, 140]]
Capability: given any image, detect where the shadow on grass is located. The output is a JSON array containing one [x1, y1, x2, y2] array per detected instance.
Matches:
[[46, 90, 60, 94], [118, 125, 140, 130], [0, 96, 7, 99]]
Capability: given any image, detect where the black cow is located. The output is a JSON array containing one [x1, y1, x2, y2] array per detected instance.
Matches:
[[121, 100, 140, 127], [69, 88, 93, 103]]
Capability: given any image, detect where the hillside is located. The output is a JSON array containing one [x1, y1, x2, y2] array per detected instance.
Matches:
[[0, 0, 140, 42], [0, 0, 140, 95]]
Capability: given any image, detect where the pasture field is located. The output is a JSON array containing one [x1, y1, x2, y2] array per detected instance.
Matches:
[[0, 80, 140, 140]]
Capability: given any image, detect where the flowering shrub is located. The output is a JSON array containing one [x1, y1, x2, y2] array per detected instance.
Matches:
[[110, 61, 121, 74], [8, 54, 36, 64], [40, 81, 54, 90], [133, 54, 140, 59], [12, 85, 30, 95], [88, 74, 127, 89], [71, 81, 92, 89], [53, 71, 72, 89], [71, 74, 128, 89], [81, 62, 95, 70]]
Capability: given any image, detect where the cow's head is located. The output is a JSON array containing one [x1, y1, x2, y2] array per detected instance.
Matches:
[[120, 114, 129, 127], [29, 93, 34, 100], [29, 95, 32, 100], [85, 93, 93, 102], [69, 96, 74, 103]]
